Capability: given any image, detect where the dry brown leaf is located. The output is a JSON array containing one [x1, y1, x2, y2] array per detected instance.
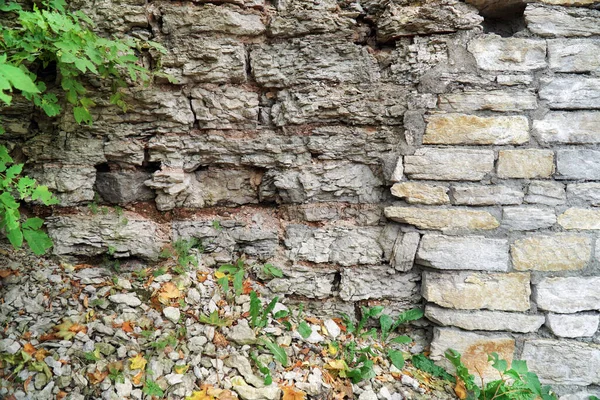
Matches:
[[23, 375, 32, 394], [304, 317, 321, 324], [56, 391, 68, 400], [83, 295, 89, 308], [39, 333, 57, 342], [122, 321, 134, 333], [197, 271, 209, 283], [242, 279, 253, 295], [74, 263, 96, 270], [282, 386, 306, 400], [34, 348, 49, 362], [331, 379, 353, 400], [132, 370, 144, 385], [21, 331, 32, 340], [87, 369, 108, 385], [213, 331, 228, 348], [454, 377, 467, 400], [0, 269, 13, 278], [23, 343, 36, 355], [68, 324, 87, 334], [158, 282, 180, 304]]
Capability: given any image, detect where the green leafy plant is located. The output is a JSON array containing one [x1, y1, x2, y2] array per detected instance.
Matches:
[[260, 336, 288, 367], [411, 353, 454, 382], [173, 237, 202, 269], [333, 307, 424, 383], [83, 348, 101, 362], [262, 263, 283, 278], [143, 379, 165, 397], [198, 310, 232, 327], [0, 0, 166, 254], [217, 259, 246, 298], [0, 350, 51, 380], [445, 349, 557, 400], [250, 352, 273, 385], [0, 152, 57, 253], [108, 365, 125, 384], [150, 334, 177, 351], [297, 320, 312, 339], [249, 291, 279, 329]]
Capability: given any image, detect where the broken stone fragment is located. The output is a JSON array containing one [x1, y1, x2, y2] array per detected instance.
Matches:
[[377, 0, 482, 41]]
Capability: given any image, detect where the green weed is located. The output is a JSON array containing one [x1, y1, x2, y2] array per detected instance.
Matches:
[[445, 349, 557, 400]]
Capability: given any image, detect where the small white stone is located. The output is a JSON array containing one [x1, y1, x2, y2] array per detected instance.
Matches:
[[108, 293, 141, 307], [323, 319, 341, 339], [163, 307, 181, 323], [116, 278, 132, 290], [358, 389, 378, 400], [165, 373, 184, 385], [115, 378, 133, 398]]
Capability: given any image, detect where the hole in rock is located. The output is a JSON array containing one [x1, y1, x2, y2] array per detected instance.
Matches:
[[94, 162, 111, 173], [466, 0, 527, 37]]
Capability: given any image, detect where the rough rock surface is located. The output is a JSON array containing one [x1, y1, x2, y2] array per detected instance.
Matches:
[[8, 0, 600, 392], [430, 328, 515, 383]]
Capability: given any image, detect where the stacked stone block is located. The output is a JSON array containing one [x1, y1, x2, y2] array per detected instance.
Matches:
[[5, 0, 600, 395]]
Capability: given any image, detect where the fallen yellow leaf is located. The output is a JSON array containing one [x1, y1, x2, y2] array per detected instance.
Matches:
[[174, 364, 189, 374], [185, 389, 216, 400], [214, 271, 226, 279], [327, 342, 338, 356], [324, 359, 348, 371], [129, 354, 147, 370]]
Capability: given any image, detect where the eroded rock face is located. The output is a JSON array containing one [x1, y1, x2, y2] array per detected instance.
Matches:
[[13, 0, 600, 389], [47, 212, 168, 260], [376, 0, 482, 41]]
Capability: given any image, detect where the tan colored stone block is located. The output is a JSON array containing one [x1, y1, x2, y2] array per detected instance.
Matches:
[[384, 207, 499, 231], [497, 149, 554, 179], [438, 91, 537, 112], [558, 208, 600, 230], [390, 182, 450, 205], [423, 271, 531, 311], [424, 114, 529, 145], [468, 35, 547, 72], [430, 328, 515, 383], [404, 148, 494, 181], [511, 234, 592, 271]]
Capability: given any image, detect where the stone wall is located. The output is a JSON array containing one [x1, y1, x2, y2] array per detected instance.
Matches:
[[6, 0, 600, 396]]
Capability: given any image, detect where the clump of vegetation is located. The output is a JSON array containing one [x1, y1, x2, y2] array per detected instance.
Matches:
[[0, 0, 164, 254], [324, 306, 424, 383], [445, 349, 557, 400]]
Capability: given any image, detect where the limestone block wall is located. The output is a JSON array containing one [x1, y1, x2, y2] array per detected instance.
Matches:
[[6, 0, 600, 396]]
